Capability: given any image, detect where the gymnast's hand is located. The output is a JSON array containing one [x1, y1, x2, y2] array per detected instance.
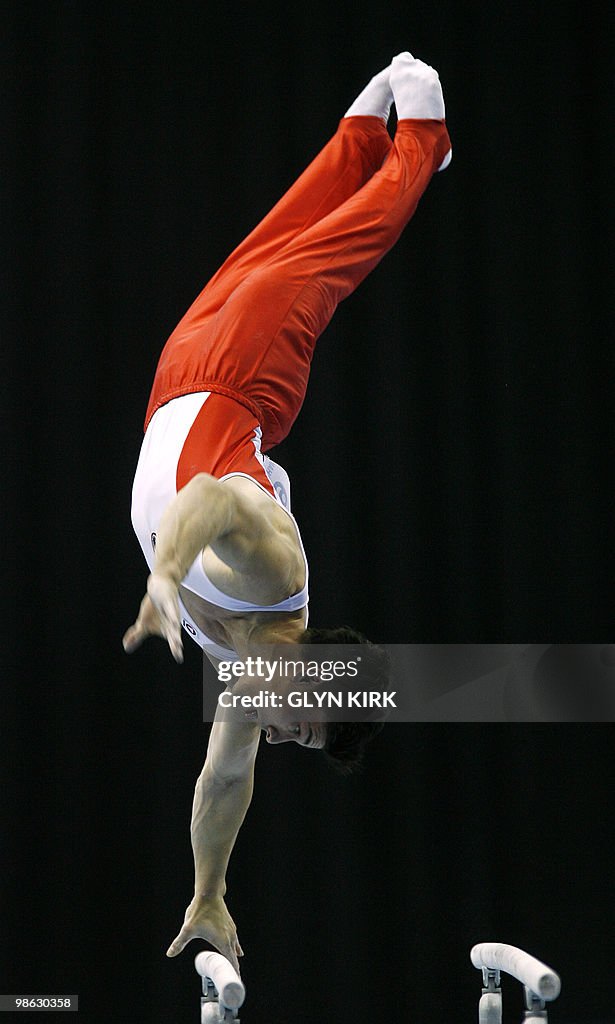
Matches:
[[166, 894, 244, 973], [122, 572, 184, 664]]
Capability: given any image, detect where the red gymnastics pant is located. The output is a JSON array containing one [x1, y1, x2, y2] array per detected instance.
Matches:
[[145, 116, 451, 453]]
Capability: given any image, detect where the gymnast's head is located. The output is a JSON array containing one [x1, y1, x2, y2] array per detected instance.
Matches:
[[262, 625, 389, 774]]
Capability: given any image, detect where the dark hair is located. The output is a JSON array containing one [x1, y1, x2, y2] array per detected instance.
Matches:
[[298, 625, 389, 775]]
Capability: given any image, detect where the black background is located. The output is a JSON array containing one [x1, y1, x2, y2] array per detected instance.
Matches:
[[3, 1, 614, 1022]]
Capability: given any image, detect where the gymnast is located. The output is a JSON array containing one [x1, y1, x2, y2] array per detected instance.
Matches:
[[124, 52, 451, 970]]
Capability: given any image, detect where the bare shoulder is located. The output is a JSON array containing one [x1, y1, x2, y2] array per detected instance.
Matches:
[[219, 475, 302, 553], [221, 475, 295, 531], [207, 475, 305, 599]]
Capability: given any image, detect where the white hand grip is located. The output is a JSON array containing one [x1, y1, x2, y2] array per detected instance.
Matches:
[[195, 951, 246, 1010], [471, 943, 561, 1000], [201, 1003, 222, 1023], [479, 992, 502, 1024]]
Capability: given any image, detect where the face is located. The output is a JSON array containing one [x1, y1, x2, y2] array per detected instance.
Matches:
[[261, 720, 327, 748], [231, 666, 328, 748]]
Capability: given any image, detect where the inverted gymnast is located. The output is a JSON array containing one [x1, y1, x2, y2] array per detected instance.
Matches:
[[124, 52, 451, 969]]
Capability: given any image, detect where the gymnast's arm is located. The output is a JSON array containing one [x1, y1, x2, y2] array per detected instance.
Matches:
[[123, 473, 235, 661], [165, 706, 260, 970], [123, 472, 289, 662]]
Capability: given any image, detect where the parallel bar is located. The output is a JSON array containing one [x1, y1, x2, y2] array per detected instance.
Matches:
[[195, 952, 246, 1010], [471, 943, 561, 1001]]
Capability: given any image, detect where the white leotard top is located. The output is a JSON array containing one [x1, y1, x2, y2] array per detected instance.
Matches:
[[131, 392, 309, 659]]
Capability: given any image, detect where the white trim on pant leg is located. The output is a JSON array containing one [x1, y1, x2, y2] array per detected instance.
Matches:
[[438, 148, 452, 172]]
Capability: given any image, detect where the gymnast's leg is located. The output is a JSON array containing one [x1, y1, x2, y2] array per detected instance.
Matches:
[[145, 54, 450, 440], [275, 51, 451, 299], [145, 65, 396, 425], [216, 53, 452, 448]]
